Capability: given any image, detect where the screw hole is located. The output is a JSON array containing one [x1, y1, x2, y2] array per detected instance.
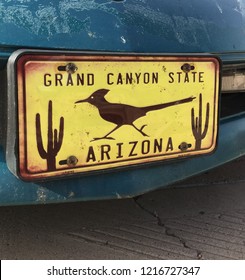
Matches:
[[57, 66, 66, 71]]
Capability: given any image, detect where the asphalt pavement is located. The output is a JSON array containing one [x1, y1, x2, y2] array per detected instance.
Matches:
[[0, 157, 245, 259]]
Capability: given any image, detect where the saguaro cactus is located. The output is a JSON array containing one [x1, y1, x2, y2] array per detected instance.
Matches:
[[36, 100, 64, 171], [191, 93, 210, 150]]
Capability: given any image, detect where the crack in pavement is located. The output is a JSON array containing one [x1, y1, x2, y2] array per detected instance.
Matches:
[[133, 196, 203, 259]]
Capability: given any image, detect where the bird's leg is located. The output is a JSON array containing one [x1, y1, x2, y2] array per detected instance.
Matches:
[[91, 125, 121, 142], [132, 124, 149, 137]]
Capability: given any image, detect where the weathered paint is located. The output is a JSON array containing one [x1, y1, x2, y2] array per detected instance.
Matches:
[[0, 0, 245, 53], [0, 0, 244, 205]]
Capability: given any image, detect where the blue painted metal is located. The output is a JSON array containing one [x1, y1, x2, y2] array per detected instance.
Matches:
[[0, 0, 245, 54], [0, 0, 245, 205], [0, 113, 244, 206]]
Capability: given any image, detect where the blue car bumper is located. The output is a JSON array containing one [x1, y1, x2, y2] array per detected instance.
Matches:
[[0, 113, 244, 206]]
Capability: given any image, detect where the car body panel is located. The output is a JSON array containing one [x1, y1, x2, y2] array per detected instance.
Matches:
[[0, 0, 245, 54], [0, 0, 244, 205], [0, 113, 244, 206]]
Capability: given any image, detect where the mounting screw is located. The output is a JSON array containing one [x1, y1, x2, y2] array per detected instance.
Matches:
[[66, 63, 78, 74], [181, 63, 195, 73], [179, 142, 191, 151], [67, 156, 78, 167]]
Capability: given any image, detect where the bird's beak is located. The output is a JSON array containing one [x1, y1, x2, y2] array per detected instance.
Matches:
[[75, 98, 89, 104]]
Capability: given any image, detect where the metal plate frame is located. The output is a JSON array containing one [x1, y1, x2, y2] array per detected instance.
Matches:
[[6, 50, 221, 181]]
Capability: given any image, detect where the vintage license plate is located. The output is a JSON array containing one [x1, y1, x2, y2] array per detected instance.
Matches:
[[8, 51, 220, 181]]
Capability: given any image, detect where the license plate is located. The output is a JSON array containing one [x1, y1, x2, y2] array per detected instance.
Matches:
[[7, 51, 220, 181]]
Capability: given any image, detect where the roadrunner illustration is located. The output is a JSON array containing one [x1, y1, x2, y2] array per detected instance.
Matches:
[[75, 88, 195, 141]]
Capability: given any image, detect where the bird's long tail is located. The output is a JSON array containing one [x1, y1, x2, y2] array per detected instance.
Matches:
[[143, 96, 196, 113]]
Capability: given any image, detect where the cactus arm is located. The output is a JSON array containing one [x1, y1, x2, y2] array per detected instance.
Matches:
[[35, 113, 47, 159], [53, 116, 64, 154]]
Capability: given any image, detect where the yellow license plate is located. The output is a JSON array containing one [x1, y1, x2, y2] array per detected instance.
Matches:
[[13, 52, 220, 180]]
